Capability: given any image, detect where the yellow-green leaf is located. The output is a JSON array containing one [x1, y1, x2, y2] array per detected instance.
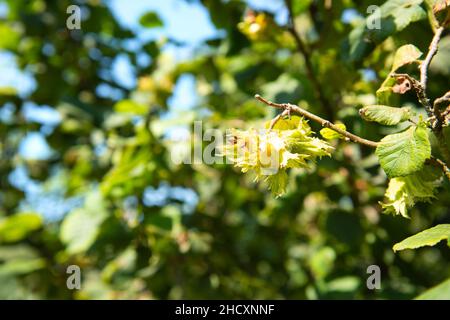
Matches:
[[139, 12, 163, 28], [320, 123, 346, 140], [114, 99, 149, 115], [415, 278, 450, 300], [360, 105, 411, 125], [376, 125, 431, 177], [60, 191, 107, 254], [264, 115, 305, 131], [0, 213, 43, 243], [393, 224, 450, 251], [381, 166, 441, 218], [391, 44, 422, 71]]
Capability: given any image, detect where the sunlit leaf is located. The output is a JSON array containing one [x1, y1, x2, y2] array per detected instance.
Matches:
[[376, 124, 431, 177], [416, 278, 450, 300], [0, 213, 42, 243], [60, 191, 107, 254], [393, 224, 450, 251], [114, 99, 148, 115], [139, 12, 163, 28], [391, 44, 422, 71], [381, 166, 441, 217], [359, 105, 411, 125], [320, 123, 347, 140]]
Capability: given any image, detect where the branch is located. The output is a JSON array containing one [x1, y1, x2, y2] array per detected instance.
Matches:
[[283, 0, 334, 120], [255, 94, 378, 148], [391, 73, 434, 117], [420, 26, 444, 91], [434, 90, 450, 110], [427, 157, 450, 181], [256, 94, 450, 181], [391, 75, 450, 164], [421, 26, 447, 132]]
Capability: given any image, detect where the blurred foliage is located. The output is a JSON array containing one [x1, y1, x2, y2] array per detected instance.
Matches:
[[0, 0, 449, 300]]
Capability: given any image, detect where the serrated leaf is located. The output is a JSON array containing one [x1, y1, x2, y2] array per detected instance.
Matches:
[[320, 123, 347, 140], [376, 125, 431, 177], [359, 105, 411, 125], [139, 12, 163, 28], [264, 115, 304, 131], [381, 166, 441, 217], [391, 44, 422, 71], [393, 224, 450, 251], [415, 278, 450, 300], [265, 170, 288, 197]]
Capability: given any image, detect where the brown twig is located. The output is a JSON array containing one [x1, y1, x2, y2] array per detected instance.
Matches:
[[390, 73, 434, 117], [256, 94, 450, 181], [427, 157, 450, 181], [255, 94, 378, 148], [434, 91, 450, 110], [421, 26, 446, 131], [420, 26, 444, 91], [268, 108, 291, 130], [283, 0, 334, 121]]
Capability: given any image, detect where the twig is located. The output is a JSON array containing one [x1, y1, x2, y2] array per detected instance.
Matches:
[[268, 108, 291, 130], [283, 0, 334, 121], [420, 26, 444, 92], [434, 91, 450, 110], [255, 94, 378, 148], [256, 94, 450, 181], [418, 25, 450, 164], [427, 157, 450, 181], [391, 73, 434, 117], [391, 73, 450, 164]]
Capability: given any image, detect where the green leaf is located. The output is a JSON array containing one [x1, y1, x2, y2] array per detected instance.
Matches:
[[0, 86, 17, 96], [376, 77, 397, 105], [343, 0, 426, 63], [415, 278, 450, 300], [0, 258, 46, 276], [139, 12, 163, 28], [114, 99, 148, 115], [0, 24, 20, 50], [0, 213, 42, 243], [265, 170, 288, 197], [320, 123, 347, 140], [309, 247, 336, 280], [265, 115, 305, 131], [381, 166, 441, 217], [376, 125, 431, 177], [393, 224, 450, 251], [60, 191, 108, 254], [291, 0, 312, 16], [359, 105, 411, 125], [391, 44, 422, 71]]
